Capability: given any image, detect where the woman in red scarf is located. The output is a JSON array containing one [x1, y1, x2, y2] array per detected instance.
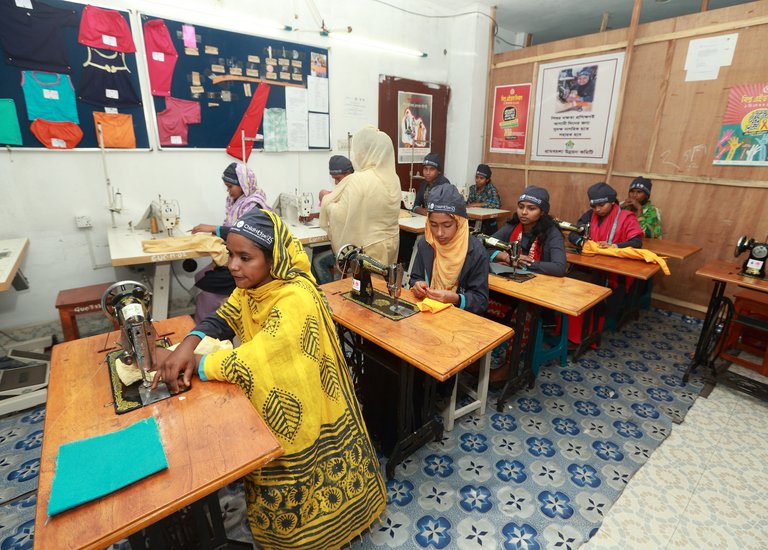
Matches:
[[567, 182, 643, 345]]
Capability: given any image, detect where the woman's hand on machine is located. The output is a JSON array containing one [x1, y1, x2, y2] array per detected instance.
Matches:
[[191, 224, 216, 235], [152, 338, 198, 393], [411, 280, 429, 300]]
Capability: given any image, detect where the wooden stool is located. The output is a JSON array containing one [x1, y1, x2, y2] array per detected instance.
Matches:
[[720, 289, 768, 376], [55, 282, 117, 341]]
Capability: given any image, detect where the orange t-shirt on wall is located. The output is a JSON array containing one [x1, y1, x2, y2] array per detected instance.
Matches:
[[93, 111, 136, 148]]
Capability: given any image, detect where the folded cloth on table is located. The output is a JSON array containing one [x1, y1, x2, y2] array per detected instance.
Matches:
[[417, 297, 452, 313], [48, 417, 167, 516], [141, 234, 228, 266], [581, 240, 670, 275]]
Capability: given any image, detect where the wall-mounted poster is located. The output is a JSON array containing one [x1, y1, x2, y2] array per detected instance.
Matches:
[[397, 91, 432, 164], [531, 52, 624, 164], [489, 83, 530, 154], [713, 82, 768, 166]]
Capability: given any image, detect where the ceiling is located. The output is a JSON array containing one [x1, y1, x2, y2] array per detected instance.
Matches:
[[417, 0, 755, 48]]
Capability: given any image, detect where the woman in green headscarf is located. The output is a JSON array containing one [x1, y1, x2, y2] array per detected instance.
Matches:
[[154, 208, 385, 550]]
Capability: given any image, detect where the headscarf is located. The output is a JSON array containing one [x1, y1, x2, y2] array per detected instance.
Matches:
[[630, 176, 652, 196], [476, 164, 492, 179], [425, 184, 469, 292], [223, 163, 270, 227], [329, 155, 354, 175], [588, 181, 617, 206], [319, 125, 401, 264]]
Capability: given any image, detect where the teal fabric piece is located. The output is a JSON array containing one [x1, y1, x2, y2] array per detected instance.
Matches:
[[47, 417, 168, 517], [0, 99, 22, 146]]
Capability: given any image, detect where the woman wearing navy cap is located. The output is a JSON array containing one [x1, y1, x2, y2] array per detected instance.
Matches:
[[409, 184, 489, 314]]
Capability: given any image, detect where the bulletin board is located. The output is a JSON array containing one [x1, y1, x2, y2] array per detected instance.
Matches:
[[139, 14, 331, 151], [0, 0, 149, 149]]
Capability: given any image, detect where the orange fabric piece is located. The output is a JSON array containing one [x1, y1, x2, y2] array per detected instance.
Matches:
[[581, 240, 670, 275], [29, 118, 82, 149], [93, 112, 136, 148]]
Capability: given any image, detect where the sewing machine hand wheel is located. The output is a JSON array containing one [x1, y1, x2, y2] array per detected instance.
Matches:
[[101, 281, 153, 320], [734, 235, 749, 257], [335, 244, 359, 274]]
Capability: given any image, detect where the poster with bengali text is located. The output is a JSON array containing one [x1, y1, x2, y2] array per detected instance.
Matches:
[[489, 83, 530, 154], [713, 82, 768, 166], [397, 91, 432, 163], [531, 52, 624, 164]]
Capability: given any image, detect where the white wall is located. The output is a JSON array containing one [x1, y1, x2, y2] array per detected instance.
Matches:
[[0, 0, 491, 329]]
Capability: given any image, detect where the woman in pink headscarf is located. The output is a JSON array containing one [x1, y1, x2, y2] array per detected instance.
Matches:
[[192, 162, 270, 321]]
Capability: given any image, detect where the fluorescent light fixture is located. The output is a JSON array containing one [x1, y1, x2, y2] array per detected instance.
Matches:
[[329, 32, 427, 58]]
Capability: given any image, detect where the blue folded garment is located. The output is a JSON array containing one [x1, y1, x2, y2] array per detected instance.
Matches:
[[48, 417, 168, 516]]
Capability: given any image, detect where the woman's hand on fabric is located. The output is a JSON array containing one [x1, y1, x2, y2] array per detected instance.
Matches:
[[424, 287, 458, 305], [495, 252, 512, 266], [516, 253, 535, 269], [411, 280, 429, 300], [192, 224, 216, 235], [596, 241, 612, 248], [152, 338, 198, 393]]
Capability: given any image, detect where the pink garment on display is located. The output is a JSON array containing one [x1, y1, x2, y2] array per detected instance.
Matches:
[[78, 5, 136, 53], [182, 24, 196, 49], [226, 83, 270, 161], [157, 97, 200, 146], [143, 19, 178, 96]]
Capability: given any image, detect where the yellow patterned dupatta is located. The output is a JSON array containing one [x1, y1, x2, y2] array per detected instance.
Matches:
[[201, 210, 385, 549]]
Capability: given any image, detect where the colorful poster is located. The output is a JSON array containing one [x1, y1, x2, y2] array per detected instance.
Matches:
[[713, 82, 768, 166], [489, 83, 530, 154], [531, 52, 624, 164], [397, 91, 432, 164]]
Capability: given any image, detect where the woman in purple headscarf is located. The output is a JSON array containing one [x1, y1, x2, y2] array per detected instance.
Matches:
[[192, 162, 270, 321]]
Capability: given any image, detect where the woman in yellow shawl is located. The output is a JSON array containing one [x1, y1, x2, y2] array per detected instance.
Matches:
[[409, 184, 489, 314], [154, 208, 386, 549]]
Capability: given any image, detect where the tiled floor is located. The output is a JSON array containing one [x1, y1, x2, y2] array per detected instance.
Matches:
[[584, 365, 768, 550]]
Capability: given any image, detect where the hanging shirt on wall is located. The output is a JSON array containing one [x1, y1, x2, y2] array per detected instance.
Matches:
[[226, 83, 271, 161], [143, 19, 178, 97], [156, 97, 200, 146], [77, 48, 141, 108], [30, 118, 83, 149], [78, 4, 135, 53], [0, 99, 23, 145], [0, 0, 79, 73], [263, 108, 288, 152], [21, 70, 79, 123], [93, 111, 136, 148]]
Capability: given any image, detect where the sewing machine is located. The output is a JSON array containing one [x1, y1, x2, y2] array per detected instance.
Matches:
[[101, 281, 171, 405], [555, 218, 591, 248], [735, 235, 767, 278], [135, 195, 181, 236], [274, 191, 314, 225], [474, 232, 535, 282], [336, 245, 418, 320]]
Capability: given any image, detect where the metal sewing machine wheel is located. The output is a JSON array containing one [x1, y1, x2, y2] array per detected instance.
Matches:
[[101, 281, 171, 405], [683, 296, 734, 383]]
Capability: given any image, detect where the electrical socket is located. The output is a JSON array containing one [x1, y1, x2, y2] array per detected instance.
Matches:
[[75, 215, 92, 229]]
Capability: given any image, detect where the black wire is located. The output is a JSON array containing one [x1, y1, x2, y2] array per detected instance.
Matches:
[[367, 0, 524, 49]]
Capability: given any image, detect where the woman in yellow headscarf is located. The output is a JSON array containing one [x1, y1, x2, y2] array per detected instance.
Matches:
[[154, 208, 385, 550], [409, 184, 489, 314]]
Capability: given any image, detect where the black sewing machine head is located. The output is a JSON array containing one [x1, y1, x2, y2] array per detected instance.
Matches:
[[336, 244, 417, 319], [555, 218, 590, 248], [735, 235, 767, 278]]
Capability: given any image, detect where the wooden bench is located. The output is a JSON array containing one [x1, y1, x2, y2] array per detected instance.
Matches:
[[55, 282, 117, 341]]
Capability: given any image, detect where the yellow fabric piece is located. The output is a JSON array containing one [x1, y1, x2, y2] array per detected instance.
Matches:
[[141, 234, 229, 266], [320, 126, 401, 264], [201, 210, 385, 550], [417, 297, 452, 313], [581, 240, 671, 275], [425, 214, 469, 292]]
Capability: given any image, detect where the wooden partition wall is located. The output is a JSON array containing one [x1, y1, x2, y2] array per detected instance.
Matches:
[[485, 1, 768, 314]]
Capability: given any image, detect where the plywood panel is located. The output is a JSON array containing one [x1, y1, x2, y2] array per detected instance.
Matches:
[[485, 1, 768, 314]]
